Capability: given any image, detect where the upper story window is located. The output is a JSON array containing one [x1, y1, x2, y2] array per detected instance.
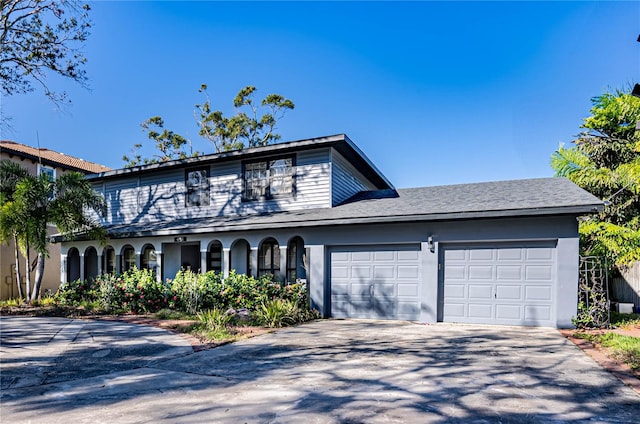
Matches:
[[185, 168, 210, 206], [38, 164, 55, 180], [243, 156, 294, 201]]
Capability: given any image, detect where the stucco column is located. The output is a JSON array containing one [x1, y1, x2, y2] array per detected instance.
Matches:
[[136, 252, 141, 270], [307, 245, 327, 317], [60, 254, 67, 284], [250, 247, 258, 278], [556, 236, 580, 328], [200, 250, 207, 274], [155, 252, 163, 282], [115, 254, 122, 274], [79, 254, 85, 282], [420, 240, 439, 323], [278, 246, 287, 282], [97, 251, 103, 276], [223, 248, 230, 278]]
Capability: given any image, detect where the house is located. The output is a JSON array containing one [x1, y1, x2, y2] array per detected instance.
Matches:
[[0, 140, 111, 300], [59, 134, 603, 327]]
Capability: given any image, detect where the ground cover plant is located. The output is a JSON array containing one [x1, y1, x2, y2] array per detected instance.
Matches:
[[572, 312, 640, 373]]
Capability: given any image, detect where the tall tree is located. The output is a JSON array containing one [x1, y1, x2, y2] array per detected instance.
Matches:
[[0, 160, 29, 298], [124, 85, 294, 167], [122, 116, 199, 167], [551, 87, 640, 267], [0, 0, 91, 107], [0, 160, 106, 301], [196, 85, 295, 152]]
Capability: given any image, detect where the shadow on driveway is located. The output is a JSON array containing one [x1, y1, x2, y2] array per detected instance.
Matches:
[[2, 318, 639, 423]]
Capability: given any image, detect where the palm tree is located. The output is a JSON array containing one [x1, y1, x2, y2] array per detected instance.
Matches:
[[0, 160, 106, 301], [0, 160, 29, 298]]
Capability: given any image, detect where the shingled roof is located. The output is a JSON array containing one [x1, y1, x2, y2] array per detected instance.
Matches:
[[0, 140, 111, 174], [90, 177, 603, 239]]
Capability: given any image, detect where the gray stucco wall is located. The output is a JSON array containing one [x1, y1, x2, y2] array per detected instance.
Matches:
[[60, 214, 580, 328]]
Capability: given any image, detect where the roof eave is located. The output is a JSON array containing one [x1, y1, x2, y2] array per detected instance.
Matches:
[[58, 203, 602, 242]]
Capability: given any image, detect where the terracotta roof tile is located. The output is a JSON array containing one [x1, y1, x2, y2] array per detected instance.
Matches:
[[0, 140, 111, 174]]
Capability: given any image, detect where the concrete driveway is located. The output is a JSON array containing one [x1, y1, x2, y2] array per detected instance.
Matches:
[[1, 317, 639, 423]]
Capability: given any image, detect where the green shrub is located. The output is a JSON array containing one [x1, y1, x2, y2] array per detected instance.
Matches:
[[118, 267, 168, 314], [171, 270, 223, 313], [56, 279, 98, 305]]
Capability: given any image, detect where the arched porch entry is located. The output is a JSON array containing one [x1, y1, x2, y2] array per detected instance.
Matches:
[[67, 248, 80, 282]]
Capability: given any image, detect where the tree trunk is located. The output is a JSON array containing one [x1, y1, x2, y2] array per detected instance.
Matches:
[[12, 233, 23, 300], [24, 240, 31, 304], [30, 253, 46, 302]]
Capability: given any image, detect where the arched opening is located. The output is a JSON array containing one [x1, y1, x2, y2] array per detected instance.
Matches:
[[121, 245, 136, 272], [84, 247, 98, 281], [67, 248, 80, 282], [230, 239, 249, 275], [102, 246, 116, 274], [207, 240, 223, 273], [258, 237, 280, 277], [286, 236, 306, 283], [141, 244, 157, 272]]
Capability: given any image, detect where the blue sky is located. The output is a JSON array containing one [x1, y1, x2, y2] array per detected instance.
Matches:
[[2, 1, 639, 188]]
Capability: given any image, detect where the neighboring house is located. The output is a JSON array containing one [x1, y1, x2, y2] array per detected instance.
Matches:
[[59, 134, 603, 327], [0, 140, 111, 300]]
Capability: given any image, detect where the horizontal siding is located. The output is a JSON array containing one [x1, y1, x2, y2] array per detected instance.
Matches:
[[98, 148, 333, 226], [331, 150, 377, 206]]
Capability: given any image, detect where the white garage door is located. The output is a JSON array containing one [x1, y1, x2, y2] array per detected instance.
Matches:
[[441, 242, 556, 327], [330, 245, 422, 320]]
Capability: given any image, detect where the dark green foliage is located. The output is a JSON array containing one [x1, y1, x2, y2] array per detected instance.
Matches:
[[58, 269, 312, 321], [551, 87, 640, 266], [124, 85, 295, 166]]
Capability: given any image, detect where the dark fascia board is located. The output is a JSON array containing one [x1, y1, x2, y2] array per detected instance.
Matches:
[[1, 147, 93, 174], [60, 203, 602, 241], [86, 134, 394, 189]]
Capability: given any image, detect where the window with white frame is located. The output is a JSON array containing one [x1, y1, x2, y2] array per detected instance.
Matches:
[[185, 168, 210, 206], [243, 157, 293, 200], [38, 164, 55, 180]]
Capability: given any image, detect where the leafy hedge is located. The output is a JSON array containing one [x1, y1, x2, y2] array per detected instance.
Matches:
[[56, 268, 310, 317]]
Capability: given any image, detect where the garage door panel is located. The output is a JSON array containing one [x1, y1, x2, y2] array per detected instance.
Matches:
[[468, 285, 492, 299], [398, 265, 420, 279], [525, 305, 551, 321], [526, 248, 553, 260], [444, 303, 465, 318], [497, 248, 523, 260], [350, 283, 371, 297], [330, 245, 421, 320], [352, 252, 373, 262], [525, 266, 553, 281], [398, 283, 419, 297], [398, 250, 420, 261], [442, 242, 556, 327], [352, 266, 372, 278], [497, 266, 522, 280], [496, 304, 522, 319], [469, 249, 493, 261], [525, 285, 552, 301], [332, 283, 349, 296], [496, 285, 522, 300], [445, 283, 465, 298], [468, 304, 492, 318], [374, 266, 394, 279], [469, 266, 493, 279]]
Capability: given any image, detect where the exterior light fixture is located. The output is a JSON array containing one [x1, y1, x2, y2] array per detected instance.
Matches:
[[427, 236, 434, 252]]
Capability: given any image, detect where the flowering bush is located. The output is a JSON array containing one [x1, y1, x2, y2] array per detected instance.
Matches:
[[55, 268, 310, 317]]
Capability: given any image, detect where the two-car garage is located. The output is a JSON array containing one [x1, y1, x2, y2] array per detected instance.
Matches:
[[329, 241, 558, 327]]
